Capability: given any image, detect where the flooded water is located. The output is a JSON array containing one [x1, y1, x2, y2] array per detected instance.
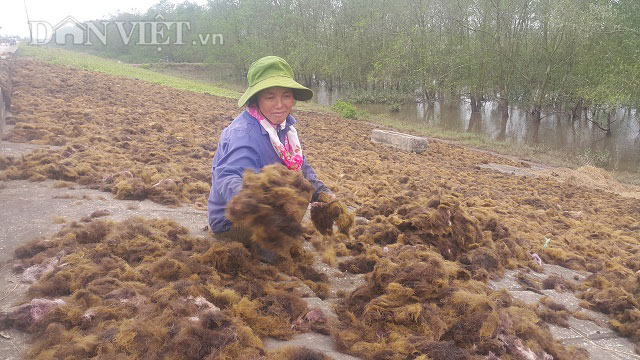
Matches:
[[152, 65, 640, 172], [308, 81, 639, 173], [356, 100, 640, 172]]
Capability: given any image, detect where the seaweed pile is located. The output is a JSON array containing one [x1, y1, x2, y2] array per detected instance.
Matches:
[[1, 217, 330, 359], [1, 59, 230, 209], [3, 57, 640, 358], [331, 197, 589, 359], [333, 247, 582, 359], [309, 145, 640, 355]]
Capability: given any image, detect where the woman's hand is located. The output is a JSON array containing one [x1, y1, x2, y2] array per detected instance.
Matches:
[[310, 192, 336, 208], [324, 193, 337, 202]]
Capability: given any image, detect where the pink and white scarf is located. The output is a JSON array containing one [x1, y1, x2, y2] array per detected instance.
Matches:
[[248, 106, 304, 170]]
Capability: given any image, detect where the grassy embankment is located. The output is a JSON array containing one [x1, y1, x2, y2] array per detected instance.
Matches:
[[17, 45, 239, 99], [18, 45, 639, 185]]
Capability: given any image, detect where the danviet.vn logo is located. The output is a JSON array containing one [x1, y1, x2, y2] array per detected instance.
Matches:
[[29, 14, 223, 51]]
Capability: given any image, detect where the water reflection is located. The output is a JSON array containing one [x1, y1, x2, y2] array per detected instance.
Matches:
[[312, 80, 344, 107]]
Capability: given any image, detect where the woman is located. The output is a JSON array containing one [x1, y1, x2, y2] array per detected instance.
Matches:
[[207, 56, 334, 243]]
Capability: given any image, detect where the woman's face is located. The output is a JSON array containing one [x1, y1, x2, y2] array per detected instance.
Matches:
[[257, 87, 295, 125]]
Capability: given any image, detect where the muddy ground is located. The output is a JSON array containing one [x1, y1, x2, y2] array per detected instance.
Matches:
[[1, 57, 639, 359]]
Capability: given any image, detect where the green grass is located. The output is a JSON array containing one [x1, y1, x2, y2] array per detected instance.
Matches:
[[331, 101, 369, 119], [18, 45, 241, 99], [143, 63, 247, 93]]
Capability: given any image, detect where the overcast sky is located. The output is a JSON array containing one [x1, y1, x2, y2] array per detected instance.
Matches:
[[0, 0, 207, 37]]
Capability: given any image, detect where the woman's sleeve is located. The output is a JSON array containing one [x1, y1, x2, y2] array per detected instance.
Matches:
[[301, 155, 331, 202], [212, 129, 261, 203]]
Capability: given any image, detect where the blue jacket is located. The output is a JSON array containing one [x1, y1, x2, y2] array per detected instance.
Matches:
[[208, 110, 330, 233]]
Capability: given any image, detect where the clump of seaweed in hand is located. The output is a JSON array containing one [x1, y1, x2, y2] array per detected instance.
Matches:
[[310, 192, 354, 236], [226, 164, 314, 257], [223, 165, 330, 297]]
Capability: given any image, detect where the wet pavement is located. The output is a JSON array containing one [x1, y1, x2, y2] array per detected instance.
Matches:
[[490, 267, 640, 359]]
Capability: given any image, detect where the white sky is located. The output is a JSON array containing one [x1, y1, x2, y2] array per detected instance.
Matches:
[[0, 0, 208, 37]]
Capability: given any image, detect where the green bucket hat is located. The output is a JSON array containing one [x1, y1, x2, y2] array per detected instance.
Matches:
[[237, 56, 313, 107]]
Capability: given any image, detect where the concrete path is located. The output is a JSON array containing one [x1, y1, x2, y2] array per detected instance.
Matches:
[[490, 266, 640, 359]]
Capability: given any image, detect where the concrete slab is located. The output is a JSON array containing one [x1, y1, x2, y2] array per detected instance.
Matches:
[[0, 326, 28, 360], [264, 332, 361, 360], [476, 163, 535, 177], [579, 308, 612, 328], [567, 317, 613, 338], [509, 290, 545, 305], [592, 337, 640, 359], [489, 264, 640, 360], [328, 269, 366, 298], [573, 342, 635, 360], [0, 179, 208, 265], [0, 265, 31, 358], [541, 289, 582, 311], [488, 269, 522, 291], [303, 296, 338, 319], [476, 163, 547, 177], [490, 265, 588, 293], [548, 324, 579, 340], [537, 263, 589, 284], [371, 129, 428, 153], [0, 141, 61, 158]]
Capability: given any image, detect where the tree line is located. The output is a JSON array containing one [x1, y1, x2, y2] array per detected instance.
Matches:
[[70, 0, 639, 134]]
